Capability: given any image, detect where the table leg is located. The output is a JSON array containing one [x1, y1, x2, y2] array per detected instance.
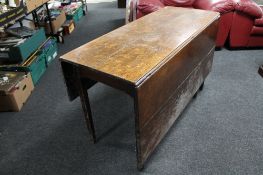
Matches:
[[118, 0, 126, 8], [193, 82, 204, 99], [75, 67, 97, 143], [134, 99, 144, 170], [259, 65, 263, 78], [199, 82, 204, 91]]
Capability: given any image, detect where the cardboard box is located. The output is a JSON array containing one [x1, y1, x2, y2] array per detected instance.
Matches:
[[62, 20, 75, 35], [0, 72, 34, 112], [26, 0, 49, 13], [14, 0, 21, 6], [41, 11, 66, 34]]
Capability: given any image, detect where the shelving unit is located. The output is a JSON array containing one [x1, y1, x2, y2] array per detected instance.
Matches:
[[0, 1, 57, 36], [26, 0, 60, 35], [0, 0, 89, 112], [0, 1, 27, 28], [31, 0, 88, 35], [1, 0, 88, 42]]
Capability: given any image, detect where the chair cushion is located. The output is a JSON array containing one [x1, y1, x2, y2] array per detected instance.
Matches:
[[251, 26, 263, 35], [163, 0, 195, 7], [137, 0, 165, 15]]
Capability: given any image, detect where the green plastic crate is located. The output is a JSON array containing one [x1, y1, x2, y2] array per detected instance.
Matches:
[[66, 6, 84, 23], [45, 43, 58, 66], [77, 6, 84, 20], [0, 52, 47, 85], [25, 52, 47, 85], [41, 38, 58, 66], [9, 28, 46, 63]]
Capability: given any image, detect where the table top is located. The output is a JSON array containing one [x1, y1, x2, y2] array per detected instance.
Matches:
[[60, 7, 219, 86]]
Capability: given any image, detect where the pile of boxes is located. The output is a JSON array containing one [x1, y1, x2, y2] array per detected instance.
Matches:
[[62, 1, 84, 23], [35, 0, 85, 35], [38, 9, 67, 34], [0, 27, 58, 111], [0, 0, 86, 112]]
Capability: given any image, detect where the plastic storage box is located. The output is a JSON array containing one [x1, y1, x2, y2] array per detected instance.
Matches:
[[21, 52, 47, 85], [41, 38, 58, 66], [8, 28, 46, 63], [0, 51, 47, 85], [66, 6, 84, 23]]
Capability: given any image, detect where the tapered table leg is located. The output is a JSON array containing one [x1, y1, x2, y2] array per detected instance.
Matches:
[[75, 67, 97, 143], [259, 65, 263, 78], [199, 82, 204, 91], [118, 0, 126, 8]]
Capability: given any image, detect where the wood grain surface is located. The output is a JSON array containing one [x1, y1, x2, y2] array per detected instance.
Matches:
[[135, 21, 218, 129], [60, 7, 219, 86]]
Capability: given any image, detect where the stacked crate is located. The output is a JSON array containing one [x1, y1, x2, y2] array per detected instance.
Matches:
[[0, 35, 58, 85], [0, 28, 58, 111], [0, 1, 60, 111], [66, 5, 84, 23]]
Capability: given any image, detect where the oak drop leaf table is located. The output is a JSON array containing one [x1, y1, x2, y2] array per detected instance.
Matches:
[[60, 7, 220, 170]]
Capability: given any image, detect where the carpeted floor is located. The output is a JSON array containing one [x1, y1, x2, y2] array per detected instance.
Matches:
[[254, 0, 263, 4], [1, 1, 263, 175]]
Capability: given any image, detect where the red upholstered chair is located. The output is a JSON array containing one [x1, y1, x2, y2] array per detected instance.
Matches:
[[162, 0, 195, 7], [229, 0, 263, 47], [136, 0, 165, 19], [135, 0, 236, 47], [193, 0, 236, 47], [130, 0, 263, 48]]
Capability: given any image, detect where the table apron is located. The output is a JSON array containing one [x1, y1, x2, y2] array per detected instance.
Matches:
[[134, 48, 215, 168]]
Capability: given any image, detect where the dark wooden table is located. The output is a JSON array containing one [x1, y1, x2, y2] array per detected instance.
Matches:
[[60, 7, 219, 170]]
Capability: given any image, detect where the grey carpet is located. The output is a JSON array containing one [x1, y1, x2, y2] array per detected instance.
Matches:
[[1, 1, 263, 174], [254, 0, 263, 4]]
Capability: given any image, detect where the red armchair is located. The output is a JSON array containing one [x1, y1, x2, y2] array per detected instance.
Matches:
[[229, 0, 263, 47], [135, 0, 236, 47], [129, 0, 263, 48], [193, 0, 236, 47]]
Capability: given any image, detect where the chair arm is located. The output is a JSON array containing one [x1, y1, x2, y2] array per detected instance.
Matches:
[[193, 0, 236, 14], [137, 0, 165, 15], [235, 0, 263, 18], [163, 0, 195, 7]]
